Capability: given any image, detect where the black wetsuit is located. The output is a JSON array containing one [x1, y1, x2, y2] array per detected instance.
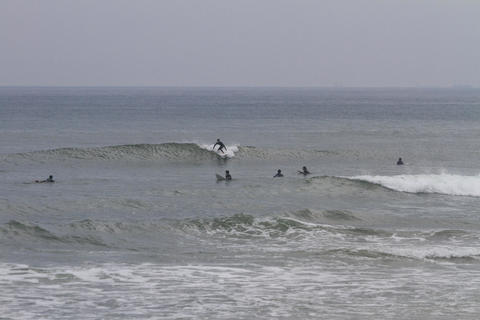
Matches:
[[214, 141, 227, 153]]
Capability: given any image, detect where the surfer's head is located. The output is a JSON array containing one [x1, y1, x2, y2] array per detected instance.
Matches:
[[277, 169, 281, 173], [302, 166, 307, 171], [226, 170, 229, 174]]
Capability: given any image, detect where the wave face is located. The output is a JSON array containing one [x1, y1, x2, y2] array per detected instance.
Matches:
[[349, 174, 480, 197], [2, 143, 239, 162], [1, 143, 336, 163], [0, 220, 109, 247]]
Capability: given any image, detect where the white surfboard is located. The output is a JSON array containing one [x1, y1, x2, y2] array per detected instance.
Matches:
[[216, 174, 226, 181]]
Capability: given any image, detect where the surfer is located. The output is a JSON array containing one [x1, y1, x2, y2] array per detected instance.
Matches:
[[35, 175, 55, 183], [298, 166, 310, 175], [397, 158, 404, 165], [273, 169, 283, 178], [213, 139, 227, 154], [225, 170, 232, 181]]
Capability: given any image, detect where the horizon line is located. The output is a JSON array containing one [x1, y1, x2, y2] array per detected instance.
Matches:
[[0, 85, 478, 89]]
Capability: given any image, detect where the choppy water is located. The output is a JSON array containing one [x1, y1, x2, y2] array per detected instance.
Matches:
[[1, 87, 480, 319]]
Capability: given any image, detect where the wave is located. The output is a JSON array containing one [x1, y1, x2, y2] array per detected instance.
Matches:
[[178, 211, 389, 240], [179, 213, 315, 238], [4, 211, 466, 246], [328, 247, 480, 262], [1, 143, 336, 163], [3, 215, 480, 263], [304, 176, 394, 193], [348, 173, 480, 197], [178, 213, 480, 263], [2, 143, 237, 162], [0, 220, 109, 247]]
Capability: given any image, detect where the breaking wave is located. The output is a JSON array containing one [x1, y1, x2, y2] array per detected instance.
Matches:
[[177, 212, 480, 262], [349, 173, 480, 197], [2, 143, 237, 162], [3, 212, 480, 263], [1, 143, 333, 162]]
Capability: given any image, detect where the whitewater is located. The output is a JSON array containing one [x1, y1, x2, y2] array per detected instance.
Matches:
[[2, 87, 480, 319], [350, 173, 480, 197]]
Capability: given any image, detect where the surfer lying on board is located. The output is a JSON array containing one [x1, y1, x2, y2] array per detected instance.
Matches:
[[213, 139, 227, 153], [35, 175, 55, 183], [274, 169, 283, 178], [297, 166, 310, 175]]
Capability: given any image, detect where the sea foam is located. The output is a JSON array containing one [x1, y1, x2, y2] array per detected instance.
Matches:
[[198, 143, 239, 158], [350, 173, 480, 197]]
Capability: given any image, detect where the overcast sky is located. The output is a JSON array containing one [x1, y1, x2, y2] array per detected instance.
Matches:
[[0, 0, 479, 87]]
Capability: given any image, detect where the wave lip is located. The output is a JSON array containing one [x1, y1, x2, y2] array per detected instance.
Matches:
[[349, 173, 480, 197]]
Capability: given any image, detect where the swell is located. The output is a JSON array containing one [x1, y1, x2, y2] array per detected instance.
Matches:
[[1, 143, 334, 163], [305, 176, 395, 193], [0, 219, 176, 249], [2, 212, 473, 243], [0, 220, 109, 247], [2, 214, 480, 262], [3, 143, 222, 162]]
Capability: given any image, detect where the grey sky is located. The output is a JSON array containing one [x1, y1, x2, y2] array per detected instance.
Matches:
[[1, 0, 479, 87]]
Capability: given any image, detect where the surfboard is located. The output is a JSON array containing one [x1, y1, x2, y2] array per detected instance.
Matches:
[[214, 150, 228, 159], [216, 174, 225, 181]]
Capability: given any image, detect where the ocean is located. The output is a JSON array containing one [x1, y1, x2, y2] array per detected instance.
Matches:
[[1, 87, 480, 319]]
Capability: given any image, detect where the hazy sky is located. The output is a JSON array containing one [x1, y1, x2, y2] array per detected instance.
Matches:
[[1, 0, 479, 87]]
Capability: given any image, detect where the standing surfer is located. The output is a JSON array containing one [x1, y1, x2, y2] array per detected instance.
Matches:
[[213, 139, 227, 154]]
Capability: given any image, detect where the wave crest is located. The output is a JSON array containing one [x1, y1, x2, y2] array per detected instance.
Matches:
[[349, 173, 480, 197]]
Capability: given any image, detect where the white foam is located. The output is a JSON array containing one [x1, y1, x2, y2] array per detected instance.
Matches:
[[2, 259, 480, 319], [370, 245, 480, 261], [350, 173, 480, 197], [198, 143, 239, 158]]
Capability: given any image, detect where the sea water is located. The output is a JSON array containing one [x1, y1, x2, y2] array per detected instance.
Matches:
[[1, 87, 480, 319]]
